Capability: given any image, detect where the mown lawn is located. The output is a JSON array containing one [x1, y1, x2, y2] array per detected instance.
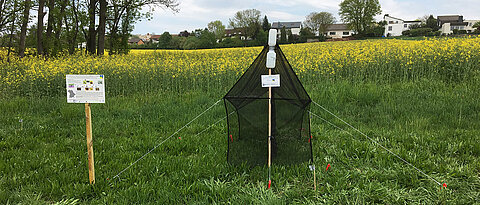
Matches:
[[1, 80, 479, 204]]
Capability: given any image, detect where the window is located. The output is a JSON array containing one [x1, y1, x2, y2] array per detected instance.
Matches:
[[329, 32, 336, 35], [395, 21, 398, 24], [388, 26, 392, 31], [343, 31, 350, 35], [404, 24, 408, 28], [389, 21, 394, 24], [469, 23, 472, 26]]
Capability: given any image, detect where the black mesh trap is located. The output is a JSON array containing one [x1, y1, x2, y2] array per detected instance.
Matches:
[[224, 45, 312, 166]]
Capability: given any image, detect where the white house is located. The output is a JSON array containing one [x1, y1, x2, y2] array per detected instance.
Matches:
[[325, 24, 355, 39], [438, 15, 479, 34], [271, 22, 301, 38], [384, 14, 421, 37], [465, 20, 480, 33]]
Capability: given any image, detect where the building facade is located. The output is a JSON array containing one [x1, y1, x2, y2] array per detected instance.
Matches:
[[325, 24, 355, 39], [383, 15, 421, 37], [271, 22, 302, 38]]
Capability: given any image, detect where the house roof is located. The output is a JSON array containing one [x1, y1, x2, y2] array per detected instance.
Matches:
[[438, 15, 463, 22], [404, 20, 421, 23], [326, 24, 350, 31], [150, 35, 161, 40], [271, 22, 301, 29], [384, 15, 404, 21], [128, 38, 143, 43], [225, 28, 244, 35]]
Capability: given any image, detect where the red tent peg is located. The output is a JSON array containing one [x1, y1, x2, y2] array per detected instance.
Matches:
[[268, 180, 271, 189], [442, 183, 447, 188], [178, 137, 181, 140], [326, 164, 331, 171], [229, 135, 233, 142]]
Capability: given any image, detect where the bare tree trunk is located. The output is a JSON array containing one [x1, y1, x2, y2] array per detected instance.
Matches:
[[44, 0, 55, 55], [37, 0, 45, 55], [55, 0, 67, 40], [6, 1, 17, 62], [97, 0, 106, 55], [87, 0, 97, 55], [53, 0, 67, 53], [19, 0, 31, 58], [69, 0, 80, 54]]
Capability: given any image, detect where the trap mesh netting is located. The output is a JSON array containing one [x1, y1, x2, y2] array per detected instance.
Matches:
[[224, 45, 312, 166]]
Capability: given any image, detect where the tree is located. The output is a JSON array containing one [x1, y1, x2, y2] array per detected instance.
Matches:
[[197, 29, 216, 49], [262, 15, 270, 31], [287, 29, 294, 43], [97, 0, 107, 55], [303, 12, 335, 35], [107, 0, 179, 55], [158, 31, 172, 48], [229, 9, 262, 39], [207, 20, 225, 40], [426, 15, 438, 30], [18, 0, 31, 58], [339, 0, 381, 34], [299, 27, 315, 42], [37, 0, 46, 55], [280, 26, 287, 44], [87, 0, 96, 55], [474, 21, 480, 29]]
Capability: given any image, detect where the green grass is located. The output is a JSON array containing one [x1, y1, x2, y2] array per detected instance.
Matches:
[[1, 79, 480, 204]]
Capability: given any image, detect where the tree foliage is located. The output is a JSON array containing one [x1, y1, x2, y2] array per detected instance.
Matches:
[[229, 9, 262, 39], [303, 12, 335, 35], [0, 0, 179, 58], [426, 15, 438, 30], [280, 26, 287, 44], [207, 20, 226, 40], [262, 15, 271, 31], [339, 0, 381, 34]]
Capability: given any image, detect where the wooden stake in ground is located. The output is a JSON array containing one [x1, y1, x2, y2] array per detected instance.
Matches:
[[265, 29, 277, 189], [66, 75, 105, 184], [85, 103, 95, 184], [268, 68, 272, 186]]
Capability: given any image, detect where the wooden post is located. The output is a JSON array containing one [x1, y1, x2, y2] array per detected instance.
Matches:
[[85, 103, 95, 184]]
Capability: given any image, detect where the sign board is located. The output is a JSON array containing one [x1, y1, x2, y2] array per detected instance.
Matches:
[[261, 74, 280, 87], [66, 75, 105, 103]]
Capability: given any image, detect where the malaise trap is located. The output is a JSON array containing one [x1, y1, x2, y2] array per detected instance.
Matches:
[[223, 44, 313, 166]]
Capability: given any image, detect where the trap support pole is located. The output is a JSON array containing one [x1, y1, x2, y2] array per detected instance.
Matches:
[[266, 29, 277, 189], [85, 103, 95, 184]]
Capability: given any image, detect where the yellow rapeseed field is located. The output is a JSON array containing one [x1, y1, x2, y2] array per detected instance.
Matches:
[[1, 37, 480, 97]]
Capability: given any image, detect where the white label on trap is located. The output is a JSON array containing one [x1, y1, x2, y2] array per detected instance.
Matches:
[[261, 75, 280, 87], [66, 75, 105, 103]]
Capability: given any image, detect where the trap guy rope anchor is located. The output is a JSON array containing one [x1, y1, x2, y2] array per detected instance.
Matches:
[[309, 101, 445, 188]]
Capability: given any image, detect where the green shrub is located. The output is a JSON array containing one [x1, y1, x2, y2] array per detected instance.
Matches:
[[409, 28, 433, 37]]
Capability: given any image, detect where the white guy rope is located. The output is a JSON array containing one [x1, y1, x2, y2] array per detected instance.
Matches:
[[111, 99, 222, 180], [310, 100, 442, 186], [192, 111, 234, 138]]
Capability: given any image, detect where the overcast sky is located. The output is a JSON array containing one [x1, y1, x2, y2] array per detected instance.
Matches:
[[132, 0, 480, 35]]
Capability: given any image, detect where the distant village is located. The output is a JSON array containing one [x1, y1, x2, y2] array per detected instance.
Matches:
[[128, 14, 479, 50]]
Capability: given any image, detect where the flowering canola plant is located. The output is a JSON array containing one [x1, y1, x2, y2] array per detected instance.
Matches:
[[1, 37, 479, 97]]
